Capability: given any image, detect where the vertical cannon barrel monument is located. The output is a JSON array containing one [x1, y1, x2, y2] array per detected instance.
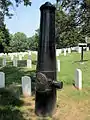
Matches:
[[35, 2, 63, 117]]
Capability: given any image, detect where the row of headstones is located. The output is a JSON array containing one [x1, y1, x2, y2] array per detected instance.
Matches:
[[1, 54, 31, 61], [0, 46, 89, 59], [56, 46, 89, 56], [56, 48, 71, 56], [0, 51, 37, 60], [0, 72, 31, 97], [2, 57, 60, 70], [2, 56, 60, 71], [2, 58, 67, 72], [0, 68, 82, 98], [0, 51, 35, 56], [2, 58, 32, 68], [2, 58, 61, 72]]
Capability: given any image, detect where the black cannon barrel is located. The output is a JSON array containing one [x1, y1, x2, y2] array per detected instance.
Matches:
[[35, 2, 62, 117], [37, 2, 56, 77]]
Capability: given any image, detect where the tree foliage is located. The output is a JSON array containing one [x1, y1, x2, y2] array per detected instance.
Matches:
[[55, 6, 85, 48], [57, 0, 90, 37], [27, 32, 39, 51], [9, 32, 28, 52], [0, 0, 31, 11], [0, 24, 10, 53], [9, 31, 39, 52], [0, 0, 31, 17], [55, 0, 90, 48]]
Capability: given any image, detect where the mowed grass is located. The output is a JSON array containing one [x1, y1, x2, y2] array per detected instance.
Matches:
[[0, 51, 90, 120]]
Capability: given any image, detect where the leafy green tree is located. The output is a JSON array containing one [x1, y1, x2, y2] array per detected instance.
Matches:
[[10, 32, 27, 52], [55, 1, 86, 48], [0, 24, 10, 53], [0, 0, 31, 18], [57, 0, 90, 37], [27, 30, 39, 51], [0, 6, 11, 53]]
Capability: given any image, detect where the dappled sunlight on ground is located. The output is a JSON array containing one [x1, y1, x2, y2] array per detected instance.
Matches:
[[14, 86, 90, 120]]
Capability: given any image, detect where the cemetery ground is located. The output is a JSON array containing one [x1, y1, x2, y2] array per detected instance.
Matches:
[[0, 52, 90, 120]]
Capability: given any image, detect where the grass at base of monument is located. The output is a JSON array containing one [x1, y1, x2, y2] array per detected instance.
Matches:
[[0, 51, 90, 120]]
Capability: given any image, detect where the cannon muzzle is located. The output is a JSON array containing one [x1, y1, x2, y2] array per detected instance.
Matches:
[[52, 81, 63, 89]]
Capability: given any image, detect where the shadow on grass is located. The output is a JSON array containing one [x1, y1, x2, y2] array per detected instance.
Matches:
[[0, 88, 25, 120], [18, 60, 27, 67], [18, 60, 37, 67], [0, 67, 36, 95], [32, 60, 37, 65], [73, 59, 88, 63]]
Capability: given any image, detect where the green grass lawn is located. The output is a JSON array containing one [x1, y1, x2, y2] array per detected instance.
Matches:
[[0, 51, 90, 120]]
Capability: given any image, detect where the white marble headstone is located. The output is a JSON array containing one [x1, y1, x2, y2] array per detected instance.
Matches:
[[57, 60, 60, 72], [68, 48, 71, 53], [28, 51, 31, 55], [64, 49, 66, 56], [15, 53, 18, 57], [27, 59, 32, 68], [56, 49, 62, 56], [19, 55, 22, 60], [22, 76, 31, 97], [0, 72, 5, 88], [59, 49, 62, 54], [78, 47, 81, 53], [28, 55, 31, 60], [75, 69, 82, 90], [2, 58, 6, 67], [11, 55, 14, 61], [13, 58, 17, 67], [34, 51, 37, 56], [86, 47, 89, 51], [56, 51, 59, 56], [22, 53, 25, 57]]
